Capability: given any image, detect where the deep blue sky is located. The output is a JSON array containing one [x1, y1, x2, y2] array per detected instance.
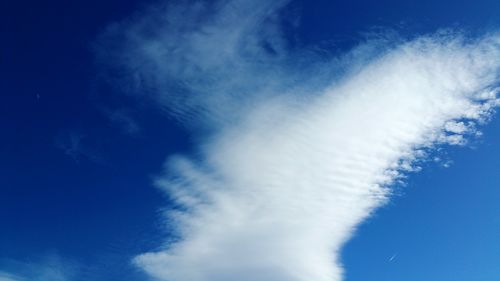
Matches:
[[1, 0, 499, 280]]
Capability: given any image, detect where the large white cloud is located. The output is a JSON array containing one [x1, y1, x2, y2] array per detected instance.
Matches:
[[98, 1, 500, 280]]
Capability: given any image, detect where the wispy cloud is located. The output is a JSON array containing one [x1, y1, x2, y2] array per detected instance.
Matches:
[[100, 107, 141, 135], [0, 255, 77, 281], [54, 130, 103, 164], [0, 272, 20, 281], [98, 0, 500, 280]]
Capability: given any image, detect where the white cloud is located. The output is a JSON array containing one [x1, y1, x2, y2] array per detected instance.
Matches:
[[98, 1, 500, 281]]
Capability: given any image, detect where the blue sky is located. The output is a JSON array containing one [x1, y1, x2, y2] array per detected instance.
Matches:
[[1, 0, 499, 280]]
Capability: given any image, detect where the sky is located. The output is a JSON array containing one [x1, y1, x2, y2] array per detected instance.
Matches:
[[1, 0, 500, 281]]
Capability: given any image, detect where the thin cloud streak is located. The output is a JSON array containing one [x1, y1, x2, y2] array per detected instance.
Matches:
[[0, 255, 76, 281], [98, 1, 500, 281]]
